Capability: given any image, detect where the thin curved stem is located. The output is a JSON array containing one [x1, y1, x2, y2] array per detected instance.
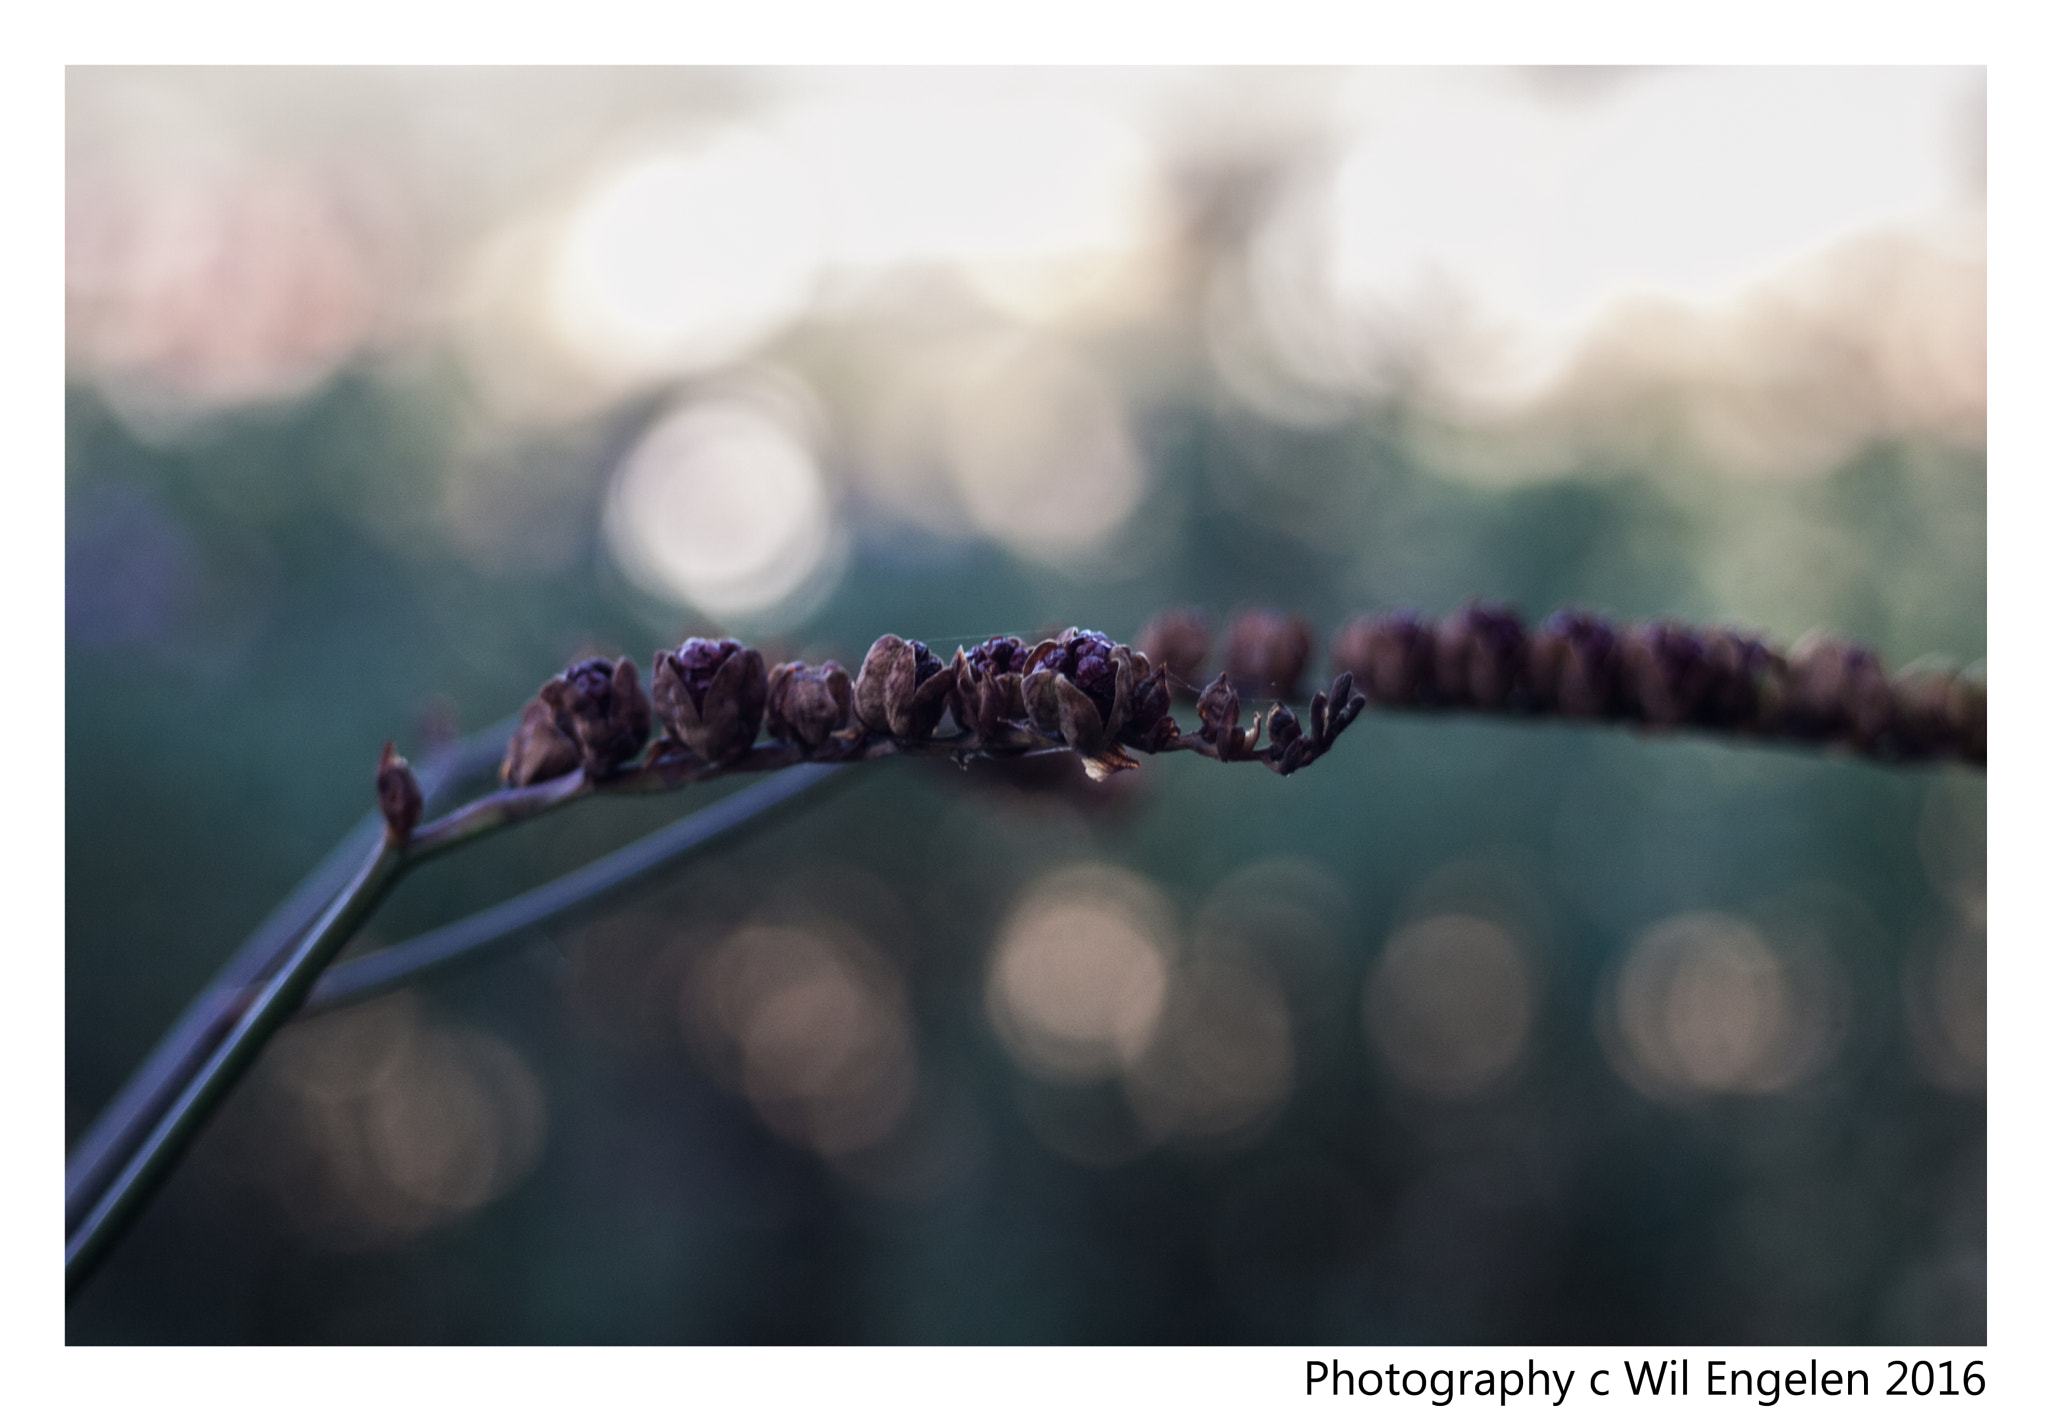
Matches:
[[64, 719, 513, 1235], [66, 841, 407, 1297], [304, 763, 846, 1016]]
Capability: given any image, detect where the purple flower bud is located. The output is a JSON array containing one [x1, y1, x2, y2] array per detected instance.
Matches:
[[1525, 609, 1620, 718], [1329, 610, 1435, 706], [853, 634, 956, 740], [1021, 628, 1135, 760], [376, 741, 423, 845], [1223, 609, 1314, 701], [1117, 656, 1180, 753], [1619, 620, 1713, 726], [560, 656, 653, 775], [653, 638, 768, 763], [1433, 601, 1525, 709], [1136, 609, 1210, 699], [952, 636, 1029, 737], [765, 660, 854, 750]]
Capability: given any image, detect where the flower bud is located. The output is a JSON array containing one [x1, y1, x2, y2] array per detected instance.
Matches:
[[1695, 626, 1783, 729], [854, 634, 956, 740], [501, 692, 584, 786], [500, 656, 651, 785], [1525, 609, 1620, 718], [1329, 610, 1435, 706], [1433, 601, 1525, 709], [765, 660, 854, 750], [1618, 620, 1712, 726], [1223, 609, 1313, 701], [952, 635, 1029, 739], [1119, 660, 1180, 753], [1194, 673, 1258, 761], [1136, 609, 1210, 699], [1021, 629, 1132, 756], [1889, 657, 1964, 758], [653, 638, 768, 764], [376, 741, 423, 845], [1784, 631, 1890, 746], [562, 656, 653, 775], [1952, 662, 1986, 764]]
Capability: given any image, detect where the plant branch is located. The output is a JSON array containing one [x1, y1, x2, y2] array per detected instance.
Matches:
[[66, 841, 407, 1297], [303, 762, 846, 1016], [63, 718, 513, 1235]]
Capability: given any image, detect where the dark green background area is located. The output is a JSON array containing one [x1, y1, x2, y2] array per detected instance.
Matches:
[[65, 365, 1985, 1344]]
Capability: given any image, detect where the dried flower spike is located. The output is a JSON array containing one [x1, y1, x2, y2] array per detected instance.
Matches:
[[654, 638, 769, 764], [376, 741, 423, 845]]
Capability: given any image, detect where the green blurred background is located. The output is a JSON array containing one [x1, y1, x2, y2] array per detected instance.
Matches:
[[66, 67, 1985, 1343]]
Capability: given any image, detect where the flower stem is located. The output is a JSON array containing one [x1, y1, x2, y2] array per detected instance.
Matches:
[[65, 841, 406, 1298]]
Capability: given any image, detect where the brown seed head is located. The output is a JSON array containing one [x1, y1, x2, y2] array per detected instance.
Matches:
[[653, 638, 768, 763], [1136, 609, 1211, 699], [1432, 601, 1525, 709], [1525, 609, 1621, 718], [1784, 631, 1891, 746], [854, 634, 956, 740], [1223, 608, 1313, 701], [765, 660, 854, 749], [1329, 610, 1436, 706]]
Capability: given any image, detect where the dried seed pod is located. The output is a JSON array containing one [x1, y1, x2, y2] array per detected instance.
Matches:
[[765, 660, 854, 750], [1136, 609, 1210, 698], [1888, 657, 1966, 759], [1433, 601, 1525, 710], [854, 634, 956, 741], [1695, 626, 1784, 730], [561, 657, 653, 775], [1951, 662, 1986, 764], [653, 638, 768, 764], [1223, 608, 1313, 701], [1618, 620, 1714, 727], [1525, 609, 1621, 718], [1784, 631, 1890, 747], [1329, 610, 1436, 706], [501, 693, 583, 787], [1021, 628, 1134, 757], [376, 741, 423, 845], [951, 635, 1029, 739], [500, 656, 651, 785], [1119, 660, 1180, 753]]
